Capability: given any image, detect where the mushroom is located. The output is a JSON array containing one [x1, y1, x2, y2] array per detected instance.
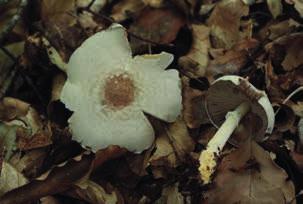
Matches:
[[199, 75, 275, 184], [60, 24, 182, 153]]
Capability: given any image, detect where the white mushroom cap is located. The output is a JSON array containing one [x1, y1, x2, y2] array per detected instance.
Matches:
[[60, 24, 182, 153], [205, 75, 275, 141]]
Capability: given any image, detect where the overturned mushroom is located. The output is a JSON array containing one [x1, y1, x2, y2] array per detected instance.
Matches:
[[199, 75, 275, 184]]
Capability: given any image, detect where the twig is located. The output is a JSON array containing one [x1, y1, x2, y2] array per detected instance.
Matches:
[[0, 0, 28, 46]]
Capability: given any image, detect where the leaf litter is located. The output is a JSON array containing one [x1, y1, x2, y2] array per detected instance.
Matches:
[[0, 0, 303, 203]]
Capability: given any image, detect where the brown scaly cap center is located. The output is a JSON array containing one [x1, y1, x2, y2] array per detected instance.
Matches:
[[103, 73, 135, 109]]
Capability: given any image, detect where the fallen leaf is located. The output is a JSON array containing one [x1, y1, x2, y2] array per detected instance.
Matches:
[[155, 183, 184, 204], [129, 8, 186, 53], [206, 0, 249, 49], [111, 0, 145, 22], [149, 129, 177, 168], [288, 0, 303, 17], [204, 141, 296, 204], [40, 196, 62, 204], [0, 97, 30, 121], [291, 101, 303, 117], [76, 0, 106, 12], [10, 148, 47, 178], [206, 38, 260, 79], [0, 161, 28, 196], [266, 0, 282, 18], [178, 24, 211, 78], [182, 77, 207, 128], [266, 33, 303, 72], [165, 117, 195, 159], [0, 122, 19, 160], [75, 180, 121, 204], [142, 0, 164, 8], [258, 19, 301, 41]]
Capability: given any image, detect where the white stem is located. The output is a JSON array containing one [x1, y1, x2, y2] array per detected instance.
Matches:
[[199, 101, 250, 183]]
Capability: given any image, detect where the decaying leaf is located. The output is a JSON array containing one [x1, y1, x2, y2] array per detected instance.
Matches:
[[0, 161, 28, 197], [111, 0, 145, 22], [266, 33, 303, 72], [74, 180, 121, 204], [40, 196, 61, 204], [155, 183, 184, 204], [0, 97, 52, 152], [149, 117, 194, 178], [142, 0, 164, 8], [206, 0, 249, 49], [204, 140, 295, 204], [266, 0, 282, 18], [149, 129, 178, 169], [165, 117, 195, 159], [207, 38, 260, 79], [291, 101, 303, 117], [182, 77, 207, 128], [129, 8, 186, 52], [10, 148, 47, 178], [258, 19, 301, 41], [0, 122, 19, 160], [294, 0, 303, 17], [0, 97, 29, 121], [178, 24, 211, 78]]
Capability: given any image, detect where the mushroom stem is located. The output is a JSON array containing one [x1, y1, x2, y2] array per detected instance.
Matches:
[[199, 101, 250, 184]]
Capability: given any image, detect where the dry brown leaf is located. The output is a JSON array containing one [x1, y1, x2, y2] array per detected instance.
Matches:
[[178, 24, 210, 78], [204, 141, 295, 204], [41, 0, 97, 59], [171, 0, 199, 16], [0, 97, 29, 121], [111, 0, 145, 22], [149, 130, 177, 168], [41, 0, 76, 27], [294, 0, 303, 17], [76, 0, 106, 12], [258, 19, 301, 41], [290, 101, 303, 117], [129, 8, 186, 53], [182, 77, 207, 128], [75, 180, 122, 204], [266, 33, 303, 72], [142, 0, 164, 8], [266, 0, 282, 18], [0, 161, 28, 196], [9, 149, 47, 178], [165, 117, 195, 159], [206, 0, 249, 49], [40, 196, 62, 204], [155, 183, 184, 204], [206, 38, 260, 79]]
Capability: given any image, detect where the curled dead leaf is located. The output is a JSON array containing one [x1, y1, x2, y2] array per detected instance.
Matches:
[[0, 161, 28, 197], [178, 24, 210, 78], [129, 8, 186, 53], [206, 0, 250, 49], [204, 140, 296, 204], [111, 0, 145, 22], [182, 77, 208, 128]]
